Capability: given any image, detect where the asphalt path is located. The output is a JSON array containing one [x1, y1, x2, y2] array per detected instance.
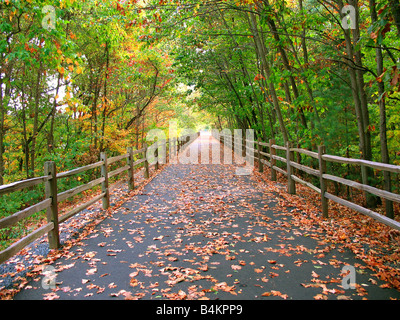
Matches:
[[11, 134, 400, 300]]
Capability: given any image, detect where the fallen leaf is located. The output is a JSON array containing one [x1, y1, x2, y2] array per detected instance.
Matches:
[[168, 256, 178, 261], [178, 290, 187, 299], [337, 295, 351, 300], [130, 278, 139, 287], [43, 292, 60, 300], [261, 290, 288, 299], [198, 264, 208, 272], [86, 268, 97, 275], [314, 294, 328, 300]]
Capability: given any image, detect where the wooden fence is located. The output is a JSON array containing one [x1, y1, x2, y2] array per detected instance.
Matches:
[[0, 133, 197, 264], [3, 130, 397, 265], [218, 132, 400, 232]]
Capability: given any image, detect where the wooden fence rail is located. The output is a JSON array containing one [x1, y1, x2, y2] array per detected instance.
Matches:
[[0, 133, 198, 264], [218, 132, 400, 232]]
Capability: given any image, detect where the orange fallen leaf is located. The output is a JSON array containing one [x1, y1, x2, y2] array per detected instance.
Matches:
[[261, 290, 288, 299], [178, 290, 187, 299], [198, 264, 208, 272], [43, 292, 60, 300], [130, 278, 139, 287]]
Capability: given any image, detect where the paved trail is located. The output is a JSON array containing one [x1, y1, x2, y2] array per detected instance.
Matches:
[[12, 134, 400, 300]]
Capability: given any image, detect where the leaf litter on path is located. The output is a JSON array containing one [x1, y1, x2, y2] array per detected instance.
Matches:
[[6, 136, 400, 300]]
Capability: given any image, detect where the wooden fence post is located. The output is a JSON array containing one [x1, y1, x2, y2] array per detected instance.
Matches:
[[257, 137, 263, 173], [173, 137, 178, 164], [161, 139, 165, 165], [143, 143, 149, 179], [242, 130, 246, 158], [154, 141, 159, 171], [158, 139, 165, 165], [127, 147, 134, 190], [269, 139, 277, 181], [100, 152, 110, 209], [318, 145, 329, 218], [164, 139, 168, 164], [44, 161, 60, 249], [286, 141, 296, 194], [169, 138, 173, 163]]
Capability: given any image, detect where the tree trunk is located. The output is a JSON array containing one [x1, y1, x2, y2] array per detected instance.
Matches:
[[99, 42, 110, 153], [247, 11, 289, 143], [30, 63, 43, 177], [0, 93, 4, 185], [20, 84, 30, 179], [262, 0, 308, 129], [0, 71, 5, 185], [369, 0, 394, 218], [91, 78, 100, 150], [48, 75, 61, 153], [338, 0, 377, 208]]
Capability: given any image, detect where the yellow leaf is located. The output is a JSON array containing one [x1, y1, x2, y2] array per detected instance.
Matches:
[[68, 65, 74, 72], [66, 58, 73, 64], [76, 66, 82, 74]]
